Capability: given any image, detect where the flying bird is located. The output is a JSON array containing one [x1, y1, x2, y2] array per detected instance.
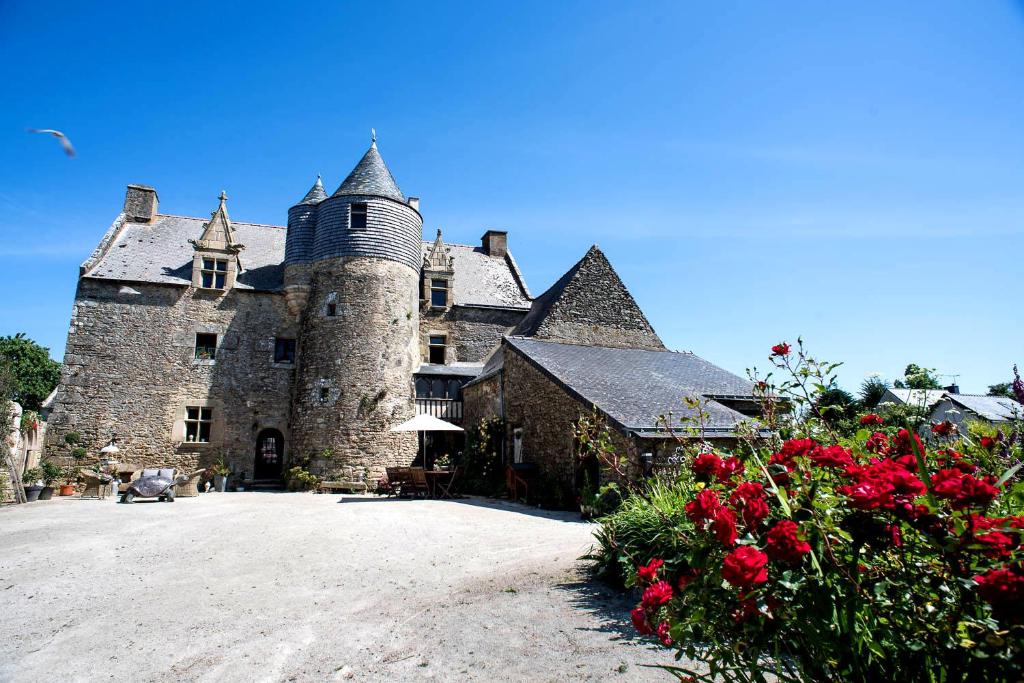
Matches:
[[28, 128, 76, 157]]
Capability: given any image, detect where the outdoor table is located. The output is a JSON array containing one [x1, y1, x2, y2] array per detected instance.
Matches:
[[424, 469, 459, 499]]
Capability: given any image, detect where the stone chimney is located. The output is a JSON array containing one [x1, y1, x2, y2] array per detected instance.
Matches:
[[481, 229, 507, 258], [124, 184, 158, 223], [944, 384, 960, 395], [407, 197, 420, 211]]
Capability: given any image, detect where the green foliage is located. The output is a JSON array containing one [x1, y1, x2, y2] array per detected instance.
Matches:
[[584, 478, 697, 586], [814, 387, 859, 434], [210, 456, 231, 477], [39, 460, 62, 485], [859, 376, 889, 408], [893, 362, 943, 390], [988, 382, 1014, 399], [459, 417, 505, 495], [284, 464, 320, 491], [70, 446, 87, 460], [21, 467, 42, 485], [64, 431, 81, 446], [0, 333, 60, 411]]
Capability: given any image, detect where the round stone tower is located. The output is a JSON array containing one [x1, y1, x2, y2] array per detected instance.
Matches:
[[289, 141, 422, 475]]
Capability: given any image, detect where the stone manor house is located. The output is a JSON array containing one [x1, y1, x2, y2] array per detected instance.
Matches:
[[46, 140, 758, 496]]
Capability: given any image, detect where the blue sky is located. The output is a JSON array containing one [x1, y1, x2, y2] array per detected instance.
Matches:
[[1, 1, 1021, 394]]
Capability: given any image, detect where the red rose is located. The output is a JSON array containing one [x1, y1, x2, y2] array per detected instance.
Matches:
[[642, 580, 674, 608], [865, 432, 890, 455], [721, 546, 769, 590], [889, 523, 903, 548], [729, 482, 769, 531], [779, 438, 817, 459], [691, 453, 723, 480], [892, 428, 924, 457], [838, 479, 894, 510], [637, 558, 663, 585], [980, 436, 995, 449], [771, 342, 791, 356], [934, 470, 1000, 509], [677, 568, 701, 591], [975, 567, 1024, 623], [765, 520, 811, 564], [656, 621, 673, 646], [631, 606, 654, 635], [716, 456, 745, 483], [808, 444, 854, 468], [859, 413, 884, 426], [931, 421, 956, 436], [711, 506, 739, 546], [685, 489, 722, 526]]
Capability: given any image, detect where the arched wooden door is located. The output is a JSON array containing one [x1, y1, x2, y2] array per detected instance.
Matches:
[[254, 429, 284, 479]]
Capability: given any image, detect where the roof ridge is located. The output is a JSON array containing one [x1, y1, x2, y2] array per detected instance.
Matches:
[[155, 214, 286, 229]]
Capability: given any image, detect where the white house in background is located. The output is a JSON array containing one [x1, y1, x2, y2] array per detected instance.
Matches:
[[878, 388, 948, 410], [929, 394, 1023, 433]]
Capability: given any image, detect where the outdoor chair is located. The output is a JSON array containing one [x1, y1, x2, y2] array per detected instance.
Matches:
[[388, 467, 415, 497], [409, 467, 429, 498], [506, 464, 536, 504], [173, 468, 207, 497]]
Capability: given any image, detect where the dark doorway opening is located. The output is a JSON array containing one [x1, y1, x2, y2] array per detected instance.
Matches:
[[254, 428, 284, 480]]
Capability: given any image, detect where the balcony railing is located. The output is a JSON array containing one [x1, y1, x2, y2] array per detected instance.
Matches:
[[416, 398, 463, 423]]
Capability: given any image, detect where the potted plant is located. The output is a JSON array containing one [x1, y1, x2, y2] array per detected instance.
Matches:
[[211, 457, 230, 492], [59, 465, 79, 496], [22, 467, 44, 502], [38, 460, 61, 500]]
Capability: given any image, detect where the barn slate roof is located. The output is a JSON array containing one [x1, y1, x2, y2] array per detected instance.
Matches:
[[83, 213, 532, 304], [503, 336, 756, 436], [331, 142, 406, 203], [946, 394, 1023, 422]]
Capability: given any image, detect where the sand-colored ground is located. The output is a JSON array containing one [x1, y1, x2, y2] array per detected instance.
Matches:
[[0, 493, 685, 682]]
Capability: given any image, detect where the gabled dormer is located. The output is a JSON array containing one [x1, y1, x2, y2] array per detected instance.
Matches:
[[189, 191, 245, 292], [421, 228, 454, 310]]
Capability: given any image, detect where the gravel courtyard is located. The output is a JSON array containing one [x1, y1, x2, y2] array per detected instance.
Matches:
[[0, 493, 677, 682]]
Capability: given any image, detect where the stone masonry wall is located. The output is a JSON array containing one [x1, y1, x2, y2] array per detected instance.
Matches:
[[419, 305, 526, 364], [290, 256, 419, 479], [501, 348, 639, 504], [45, 279, 295, 476], [462, 373, 502, 428]]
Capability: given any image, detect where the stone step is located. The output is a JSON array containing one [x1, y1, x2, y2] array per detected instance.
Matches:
[[245, 479, 285, 491]]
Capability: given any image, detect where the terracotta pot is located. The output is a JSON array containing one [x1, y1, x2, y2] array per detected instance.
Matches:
[[59, 484, 76, 496]]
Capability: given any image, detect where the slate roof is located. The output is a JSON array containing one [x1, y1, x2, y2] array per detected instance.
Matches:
[[880, 389, 947, 408], [295, 176, 327, 205], [422, 242, 531, 309], [503, 337, 756, 436], [332, 143, 406, 203], [84, 212, 532, 304], [946, 394, 1024, 422], [83, 215, 285, 291], [414, 362, 485, 378]]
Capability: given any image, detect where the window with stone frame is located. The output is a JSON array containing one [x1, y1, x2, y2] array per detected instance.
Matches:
[[195, 333, 218, 360], [274, 338, 296, 364], [200, 258, 229, 289], [350, 203, 368, 230], [430, 278, 449, 308], [326, 302, 337, 317], [184, 407, 212, 443], [428, 334, 446, 365]]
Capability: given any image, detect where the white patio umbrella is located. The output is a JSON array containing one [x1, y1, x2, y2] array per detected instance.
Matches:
[[390, 414, 464, 466]]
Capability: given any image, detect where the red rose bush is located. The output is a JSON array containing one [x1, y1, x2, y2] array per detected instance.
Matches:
[[595, 341, 1023, 683]]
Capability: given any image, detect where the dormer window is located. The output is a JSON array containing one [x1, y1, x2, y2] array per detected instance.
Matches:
[[201, 259, 228, 289], [430, 279, 448, 308], [350, 203, 367, 230]]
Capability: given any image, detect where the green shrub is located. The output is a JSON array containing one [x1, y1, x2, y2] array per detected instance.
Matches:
[[284, 466, 320, 492], [460, 417, 505, 495], [39, 460, 61, 486]]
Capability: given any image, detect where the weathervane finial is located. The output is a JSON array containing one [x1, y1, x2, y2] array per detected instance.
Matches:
[[218, 190, 228, 204], [371, 127, 377, 145]]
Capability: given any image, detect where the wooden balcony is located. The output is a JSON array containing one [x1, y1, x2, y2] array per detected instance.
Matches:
[[415, 398, 463, 423]]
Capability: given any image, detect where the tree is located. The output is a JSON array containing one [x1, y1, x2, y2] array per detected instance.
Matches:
[[0, 333, 61, 411], [893, 363, 942, 390], [859, 376, 889, 409], [814, 387, 859, 428], [988, 382, 1014, 398]]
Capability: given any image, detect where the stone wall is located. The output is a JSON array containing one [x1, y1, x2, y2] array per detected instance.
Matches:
[[290, 256, 419, 478], [462, 373, 502, 428], [501, 348, 640, 505], [419, 305, 525, 364], [45, 279, 295, 476]]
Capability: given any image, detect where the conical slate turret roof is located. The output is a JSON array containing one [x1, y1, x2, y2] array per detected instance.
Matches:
[[333, 142, 406, 203], [295, 175, 327, 205]]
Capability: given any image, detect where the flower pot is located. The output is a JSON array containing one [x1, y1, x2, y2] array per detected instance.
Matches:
[[38, 486, 54, 500], [214, 475, 227, 492], [23, 485, 43, 502], [59, 484, 76, 496]]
